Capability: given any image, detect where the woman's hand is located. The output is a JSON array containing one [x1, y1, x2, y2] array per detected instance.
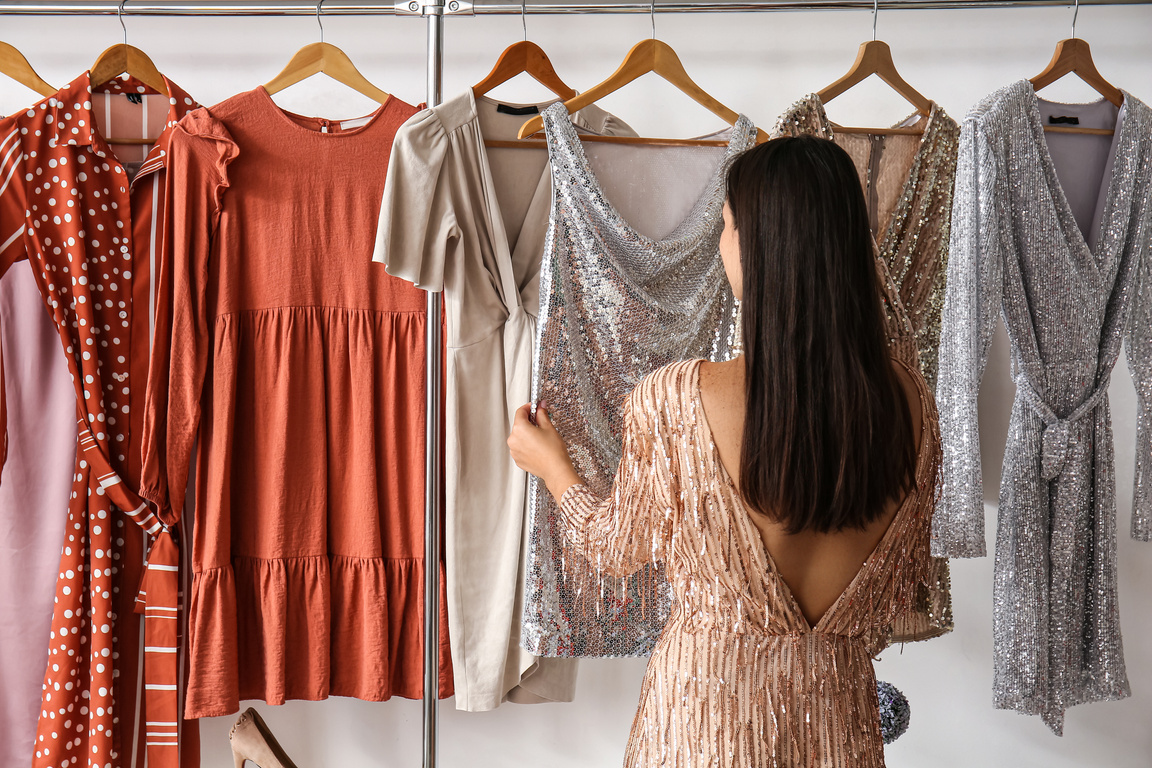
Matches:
[[508, 402, 583, 501]]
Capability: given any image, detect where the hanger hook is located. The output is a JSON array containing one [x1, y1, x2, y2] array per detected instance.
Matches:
[[118, 0, 128, 46], [521, 0, 526, 41], [872, 0, 879, 41], [316, 0, 325, 43], [651, 0, 656, 40], [1071, 0, 1080, 39]]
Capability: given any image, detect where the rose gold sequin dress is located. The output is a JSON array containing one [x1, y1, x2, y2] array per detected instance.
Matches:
[[559, 359, 941, 767]]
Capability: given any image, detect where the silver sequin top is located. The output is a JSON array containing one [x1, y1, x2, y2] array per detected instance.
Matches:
[[936, 80, 1152, 733], [522, 103, 755, 658]]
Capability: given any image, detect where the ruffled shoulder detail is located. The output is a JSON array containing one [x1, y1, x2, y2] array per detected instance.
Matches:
[[174, 107, 240, 212]]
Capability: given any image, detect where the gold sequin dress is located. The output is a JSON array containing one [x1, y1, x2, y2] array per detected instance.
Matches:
[[559, 359, 941, 768], [773, 95, 960, 642]]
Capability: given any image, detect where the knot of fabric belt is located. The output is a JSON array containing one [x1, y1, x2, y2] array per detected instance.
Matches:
[[1017, 373, 1112, 481]]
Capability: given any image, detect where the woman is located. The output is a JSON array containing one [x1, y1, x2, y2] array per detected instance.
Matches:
[[508, 135, 940, 767]]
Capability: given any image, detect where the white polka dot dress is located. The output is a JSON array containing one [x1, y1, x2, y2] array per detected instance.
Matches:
[[0, 72, 199, 768]]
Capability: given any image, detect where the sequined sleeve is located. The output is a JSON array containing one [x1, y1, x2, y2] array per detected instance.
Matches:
[[933, 115, 1002, 558], [557, 373, 680, 578], [1126, 227, 1152, 541]]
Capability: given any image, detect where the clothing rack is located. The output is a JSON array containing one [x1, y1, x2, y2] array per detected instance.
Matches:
[[0, 0, 1149, 14], [1, 1, 1148, 767]]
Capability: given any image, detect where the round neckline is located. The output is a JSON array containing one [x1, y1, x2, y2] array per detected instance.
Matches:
[[254, 85, 394, 139]]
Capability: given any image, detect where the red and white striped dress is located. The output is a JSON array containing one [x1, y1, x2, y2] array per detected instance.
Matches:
[[0, 72, 199, 768]]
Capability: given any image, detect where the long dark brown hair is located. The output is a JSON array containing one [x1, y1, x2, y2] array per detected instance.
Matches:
[[726, 135, 916, 535]]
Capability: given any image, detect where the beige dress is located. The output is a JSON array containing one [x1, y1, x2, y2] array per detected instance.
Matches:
[[560, 359, 941, 767], [773, 95, 960, 641], [372, 90, 633, 711]]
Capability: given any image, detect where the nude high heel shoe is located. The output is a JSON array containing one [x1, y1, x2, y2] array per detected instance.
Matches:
[[229, 707, 301, 768]]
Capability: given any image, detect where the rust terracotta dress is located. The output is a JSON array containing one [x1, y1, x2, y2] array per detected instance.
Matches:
[[140, 87, 452, 719], [559, 359, 941, 767]]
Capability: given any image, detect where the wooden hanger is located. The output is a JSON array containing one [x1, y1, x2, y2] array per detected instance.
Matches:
[[475, 40, 577, 150], [265, 0, 388, 105], [516, 39, 768, 147], [88, 4, 171, 144], [816, 40, 931, 136], [89, 44, 171, 145], [90, 44, 169, 100], [1030, 38, 1122, 135], [264, 42, 390, 105], [474, 40, 576, 102], [0, 41, 55, 98]]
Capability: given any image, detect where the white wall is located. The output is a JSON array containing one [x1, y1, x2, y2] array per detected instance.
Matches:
[[3, 3, 1152, 767]]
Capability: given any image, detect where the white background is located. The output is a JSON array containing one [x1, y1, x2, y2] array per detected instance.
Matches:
[[3, 2, 1152, 767]]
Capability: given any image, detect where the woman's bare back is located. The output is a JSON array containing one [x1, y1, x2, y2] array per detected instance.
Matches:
[[698, 356, 925, 627]]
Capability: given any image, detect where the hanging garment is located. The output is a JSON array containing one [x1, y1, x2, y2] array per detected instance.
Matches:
[[0, 262, 75, 768], [373, 90, 634, 711], [140, 87, 452, 719], [523, 102, 753, 659], [936, 81, 1152, 733], [0, 73, 201, 768], [559, 359, 941, 767], [773, 95, 958, 642]]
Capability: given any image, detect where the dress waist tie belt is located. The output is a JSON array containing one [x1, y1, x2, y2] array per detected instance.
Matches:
[[77, 417, 182, 768], [1015, 372, 1112, 481]]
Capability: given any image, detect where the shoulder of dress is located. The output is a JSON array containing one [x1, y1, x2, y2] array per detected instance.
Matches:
[[1120, 91, 1152, 126], [420, 91, 473, 136], [770, 93, 830, 139], [175, 105, 235, 144], [573, 103, 639, 139], [962, 81, 1029, 129], [629, 360, 701, 417]]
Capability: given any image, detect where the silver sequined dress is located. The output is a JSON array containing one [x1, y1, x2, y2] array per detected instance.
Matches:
[[936, 80, 1152, 733], [522, 103, 755, 658]]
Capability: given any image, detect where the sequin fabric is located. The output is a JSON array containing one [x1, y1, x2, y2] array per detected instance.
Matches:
[[936, 81, 1152, 733], [560, 359, 941, 767], [773, 94, 959, 642], [522, 103, 753, 658]]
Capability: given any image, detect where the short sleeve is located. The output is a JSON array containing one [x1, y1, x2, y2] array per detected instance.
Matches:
[[557, 367, 681, 578], [372, 108, 457, 292]]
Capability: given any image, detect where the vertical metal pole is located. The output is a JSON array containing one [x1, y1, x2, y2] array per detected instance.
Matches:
[[423, 5, 444, 768]]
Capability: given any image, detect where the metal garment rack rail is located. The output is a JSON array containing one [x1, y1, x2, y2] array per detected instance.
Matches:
[[1, 0, 1149, 766]]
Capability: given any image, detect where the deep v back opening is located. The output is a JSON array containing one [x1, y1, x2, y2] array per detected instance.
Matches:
[[692, 358, 933, 631]]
